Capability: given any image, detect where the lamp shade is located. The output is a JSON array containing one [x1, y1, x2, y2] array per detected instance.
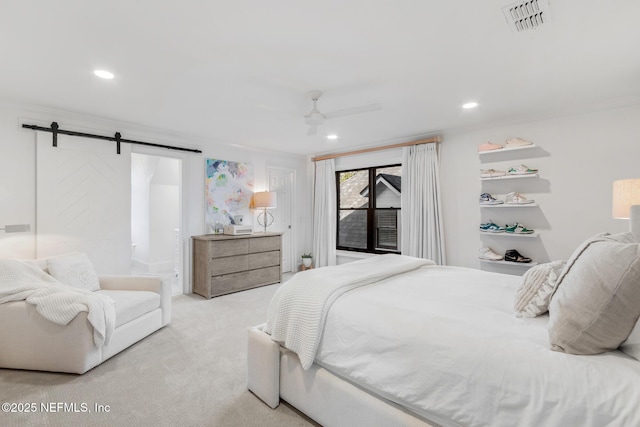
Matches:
[[612, 179, 640, 219], [253, 191, 277, 209]]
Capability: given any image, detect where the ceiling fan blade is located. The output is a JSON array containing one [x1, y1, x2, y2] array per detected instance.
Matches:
[[324, 103, 382, 119], [307, 125, 318, 136]]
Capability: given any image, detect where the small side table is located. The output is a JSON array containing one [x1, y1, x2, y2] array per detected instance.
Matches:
[[300, 263, 314, 271]]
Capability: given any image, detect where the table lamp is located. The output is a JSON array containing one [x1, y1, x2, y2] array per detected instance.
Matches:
[[253, 191, 277, 233], [612, 178, 640, 238]]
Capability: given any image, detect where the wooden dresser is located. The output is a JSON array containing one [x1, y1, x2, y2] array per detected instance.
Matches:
[[192, 232, 282, 298]]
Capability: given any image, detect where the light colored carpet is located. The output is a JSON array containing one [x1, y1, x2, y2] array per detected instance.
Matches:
[[0, 281, 317, 427]]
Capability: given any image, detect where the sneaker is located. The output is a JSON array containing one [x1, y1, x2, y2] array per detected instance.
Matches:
[[504, 137, 533, 148], [479, 247, 503, 261], [507, 164, 538, 175], [480, 221, 505, 233], [504, 249, 532, 263], [480, 169, 506, 178], [478, 142, 503, 152], [479, 193, 504, 205], [504, 223, 535, 234], [505, 192, 534, 204]]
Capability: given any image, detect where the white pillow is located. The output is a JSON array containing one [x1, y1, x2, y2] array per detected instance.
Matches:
[[46, 252, 100, 292], [514, 260, 566, 318]]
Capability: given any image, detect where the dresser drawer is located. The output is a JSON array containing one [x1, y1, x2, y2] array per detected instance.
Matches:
[[249, 251, 280, 269], [249, 236, 280, 253], [211, 254, 249, 275], [210, 239, 249, 258], [210, 266, 281, 296]]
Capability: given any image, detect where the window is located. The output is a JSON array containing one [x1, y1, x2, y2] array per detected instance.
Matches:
[[336, 165, 401, 253]]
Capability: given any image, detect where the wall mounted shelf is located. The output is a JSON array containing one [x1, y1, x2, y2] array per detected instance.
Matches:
[[480, 173, 539, 181], [480, 203, 538, 208], [479, 144, 537, 156], [479, 232, 539, 238], [479, 259, 538, 267]]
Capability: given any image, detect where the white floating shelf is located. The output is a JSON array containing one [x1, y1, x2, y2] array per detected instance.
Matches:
[[479, 232, 539, 238], [480, 259, 539, 267], [480, 173, 539, 181], [478, 144, 537, 156], [480, 203, 538, 208]]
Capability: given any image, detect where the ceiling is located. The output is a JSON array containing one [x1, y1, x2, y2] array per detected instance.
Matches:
[[1, 0, 639, 155]]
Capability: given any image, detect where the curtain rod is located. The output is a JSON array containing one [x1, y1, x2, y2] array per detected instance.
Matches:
[[22, 122, 203, 154], [312, 135, 441, 162]]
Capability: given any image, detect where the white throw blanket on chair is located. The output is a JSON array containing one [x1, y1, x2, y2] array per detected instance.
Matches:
[[0, 259, 116, 346], [265, 254, 434, 369]]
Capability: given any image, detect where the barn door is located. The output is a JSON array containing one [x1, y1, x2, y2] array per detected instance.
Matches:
[[36, 131, 132, 274]]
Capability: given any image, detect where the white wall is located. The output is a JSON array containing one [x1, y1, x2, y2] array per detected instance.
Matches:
[[0, 103, 311, 291], [440, 103, 640, 274]]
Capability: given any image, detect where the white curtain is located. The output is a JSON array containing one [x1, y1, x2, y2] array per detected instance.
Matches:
[[401, 143, 446, 264], [312, 159, 337, 267]]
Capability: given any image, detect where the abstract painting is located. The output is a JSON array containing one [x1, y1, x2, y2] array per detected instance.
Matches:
[[205, 159, 254, 233]]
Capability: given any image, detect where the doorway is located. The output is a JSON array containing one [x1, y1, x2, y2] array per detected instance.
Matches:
[[131, 153, 183, 295], [267, 166, 295, 273]]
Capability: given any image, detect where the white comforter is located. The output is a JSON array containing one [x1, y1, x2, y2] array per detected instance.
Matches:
[[309, 262, 640, 427], [0, 259, 115, 346], [266, 254, 433, 369]]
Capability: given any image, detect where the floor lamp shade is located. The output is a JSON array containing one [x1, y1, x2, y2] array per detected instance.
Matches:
[[612, 179, 640, 219]]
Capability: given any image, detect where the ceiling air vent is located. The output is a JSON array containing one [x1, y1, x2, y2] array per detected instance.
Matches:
[[502, 0, 551, 32]]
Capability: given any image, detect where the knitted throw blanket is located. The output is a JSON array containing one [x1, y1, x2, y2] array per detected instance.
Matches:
[[0, 259, 115, 346], [265, 254, 434, 369]]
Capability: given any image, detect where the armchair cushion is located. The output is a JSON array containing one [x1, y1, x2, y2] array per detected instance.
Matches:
[[96, 290, 160, 328]]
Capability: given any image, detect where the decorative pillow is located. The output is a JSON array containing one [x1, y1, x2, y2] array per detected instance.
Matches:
[[548, 240, 640, 354], [46, 252, 100, 292], [514, 260, 566, 318], [620, 320, 640, 361]]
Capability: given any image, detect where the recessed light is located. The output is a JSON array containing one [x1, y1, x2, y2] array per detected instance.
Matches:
[[94, 70, 114, 79], [462, 102, 478, 109], [327, 134, 338, 140]]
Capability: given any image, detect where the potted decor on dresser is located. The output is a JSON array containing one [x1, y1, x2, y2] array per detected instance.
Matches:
[[301, 253, 313, 269]]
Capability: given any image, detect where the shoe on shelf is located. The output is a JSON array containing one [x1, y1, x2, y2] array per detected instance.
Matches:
[[505, 192, 535, 204], [507, 164, 538, 175], [504, 137, 533, 148], [479, 221, 505, 233], [504, 223, 535, 234], [504, 249, 532, 263], [479, 193, 504, 205], [478, 142, 503, 152], [479, 247, 503, 261], [480, 168, 507, 178]]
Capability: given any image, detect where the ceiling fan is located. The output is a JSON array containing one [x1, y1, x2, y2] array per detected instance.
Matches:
[[304, 90, 382, 136]]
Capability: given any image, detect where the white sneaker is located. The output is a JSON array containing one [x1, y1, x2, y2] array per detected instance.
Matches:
[[505, 192, 534, 204], [479, 247, 503, 261], [505, 137, 533, 147], [507, 164, 538, 175], [480, 169, 506, 178]]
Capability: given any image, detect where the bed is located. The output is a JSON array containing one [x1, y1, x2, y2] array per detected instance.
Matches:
[[247, 241, 640, 427]]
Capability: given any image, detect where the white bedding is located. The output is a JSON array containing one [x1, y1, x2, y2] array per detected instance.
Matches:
[[313, 264, 640, 427], [266, 254, 433, 368]]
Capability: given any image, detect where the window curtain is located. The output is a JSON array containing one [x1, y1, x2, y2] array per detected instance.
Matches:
[[401, 143, 446, 264], [312, 159, 337, 267]]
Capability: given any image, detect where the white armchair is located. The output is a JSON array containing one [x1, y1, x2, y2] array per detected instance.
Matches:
[[0, 275, 171, 374]]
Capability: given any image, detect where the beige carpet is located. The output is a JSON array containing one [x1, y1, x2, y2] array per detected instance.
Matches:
[[0, 282, 317, 427]]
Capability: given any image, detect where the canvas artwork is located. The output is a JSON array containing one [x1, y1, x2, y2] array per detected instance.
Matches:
[[205, 159, 254, 233]]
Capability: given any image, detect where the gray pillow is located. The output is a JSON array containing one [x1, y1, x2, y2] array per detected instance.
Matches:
[[548, 239, 640, 354], [514, 260, 566, 318]]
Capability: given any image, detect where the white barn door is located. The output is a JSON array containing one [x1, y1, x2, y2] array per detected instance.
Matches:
[[36, 131, 132, 274], [268, 167, 295, 273]]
